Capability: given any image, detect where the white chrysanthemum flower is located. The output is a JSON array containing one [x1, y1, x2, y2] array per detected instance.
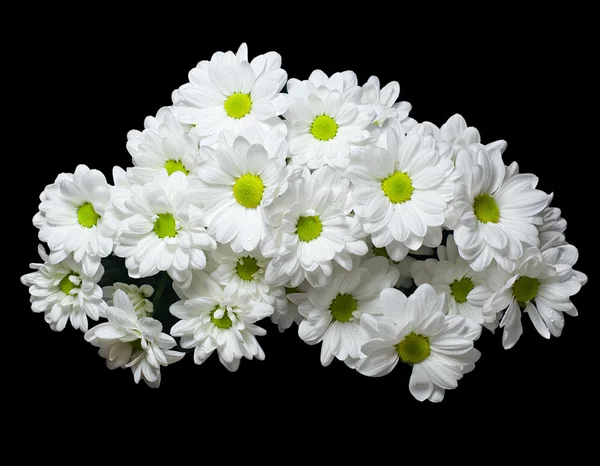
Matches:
[[285, 70, 375, 169], [272, 285, 306, 333], [265, 166, 368, 288], [114, 170, 216, 288], [360, 76, 416, 129], [33, 164, 116, 276], [103, 282, 154, 318], [357, 284, 481, 403], [173, 43, 287, 145], [411, 235, 497, 325], [345, 129, 453, 262], [169, 271, 274, 372], [125, 107, 202, 186], [449, 148, 550, 272], [85, 290, 184, 388], [297, 257, 400, 368], [190, 131, 291, 254], [21, 245, 106, 332], [538, 194, 567, 247], [483, 244, 587, 349]]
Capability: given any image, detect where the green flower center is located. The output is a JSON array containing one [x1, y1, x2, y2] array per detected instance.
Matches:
[[154, 213, 177, 238], [396, 332, 431, 364], [164, 160, 189, 176], [59, 273, 79, 295], [473, 194, 500, 223], [77, 202, 100, 228], [224, 92, 252, 119], [311, 115, 338, 141], [330, 294, 358, 322], [236, 257, 260, 281], [296, 215, 323, 242], [512, 276, 540, 306], [382, 172, 414, 204], [211, 308, 233, 329], [450, 277, 475, 304], [233, 173, 265, 208]]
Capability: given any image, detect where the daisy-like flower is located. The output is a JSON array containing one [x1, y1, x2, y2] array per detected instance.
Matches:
[[169, 271, 273, 371], [103, 282, 154, 318], [360, 75, 416, 130], [125, 107, 203, 186], [285, 70, 375, 169], [85, 290, 184, 388], [272, 285, 306, 333], [21, 245, 106, 332], [33, 164, 116, 276], [297, 256, 400, 368], [345, 129, 453, 262], [538, 193, 567, 247], [190, 131, 291, 254], [173, 43, 288, 145], [357, 284, 481, 402], [411, 235, 497, 325], [449, 148, 550, 272], [483, 244, 586, 349], [114, 170, 216, 288], [265, 166, 368, 288]]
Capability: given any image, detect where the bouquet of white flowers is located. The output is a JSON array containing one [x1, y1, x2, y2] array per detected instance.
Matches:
[[21, 43, 587, 402]]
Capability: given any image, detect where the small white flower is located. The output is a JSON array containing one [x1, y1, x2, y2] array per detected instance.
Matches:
[[265, 166, 368, 288], [272, 285, 306, 333], [484, 244, 586, 349], [345, 129, 453, 261], [113, 170, 216, 288], [411, 235, 497, 325], [357, 284, 481, 403], [360, 75, 416, 129], [103, 282, 154, 318], [297, 257, 400, 368], [85, 290, 184, 388], [169, 271, 274, 372], [33, 164, 116, 276], [21, 245, 107, 332], [538, 194, 567, 247]]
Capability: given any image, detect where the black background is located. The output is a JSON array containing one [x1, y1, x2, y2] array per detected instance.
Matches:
[[13, 11, 596, 429]]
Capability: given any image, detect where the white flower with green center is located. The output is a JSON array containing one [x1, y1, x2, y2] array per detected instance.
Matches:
[[357, 284, 481, 403], [21, 245, 107, 332], [113, 170, 216, 288], [169, 271, 274, 372], [449, 148, 550, 272], [33, 164, 117, 276], [360, 76, 416, 129], [190, 131, 291, 255], [297, 257, 400, 368], [103, 282, 154, 318], [483, 244, 586, 349], [284, 79, 375, 169], [411, 235, 497, 326], [84, 290, 184, 388], [125, 107, 202, 186], [345, 130, 454, 262], [172, 43, 288, 146], [265, 166, 368, 288]]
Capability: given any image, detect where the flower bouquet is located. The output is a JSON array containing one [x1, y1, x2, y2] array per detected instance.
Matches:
[[21, 43, 587, 402]]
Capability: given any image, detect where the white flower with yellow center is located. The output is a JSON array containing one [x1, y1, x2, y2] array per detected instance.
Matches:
[[21, 245, 106, 332], [169, 271, 274, 372], [345, 130, 453, 262], [483, 244, 586, 349], [103, 282, 154, 318], [285, 70, 375, 169], [449, 148, 550, 272], [173, 43, 287, 145], [85, 290, 184, 388], [113, 170, 216, 288], [411, 235, 496, 325], [360, 76, 416, 129], [297, 257, 400, 368], [33, 164, 116, 276], [265, 166, 368, 288], [357, 284, 481, 403], [125, 107, 202, 186], [190, 131, 291, 254]]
